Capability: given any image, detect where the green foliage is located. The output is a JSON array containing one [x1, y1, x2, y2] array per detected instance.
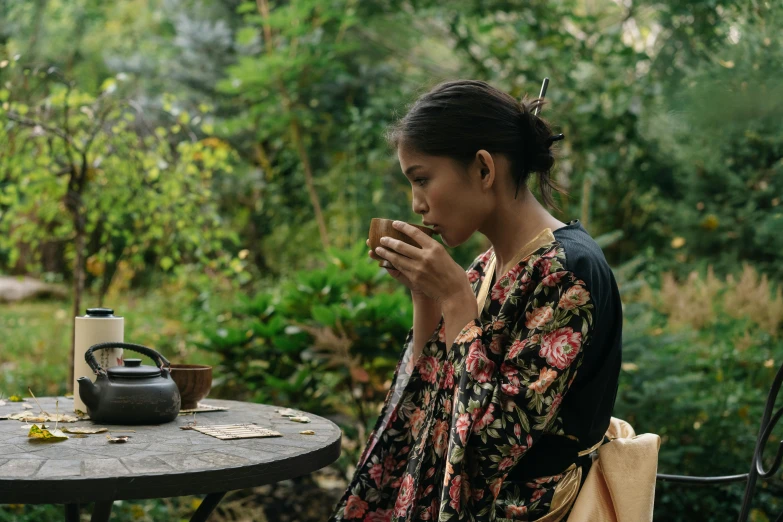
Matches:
[[201, 241, 415, 471], [616, 286, 783, 520], [0, 61, 243, 294]]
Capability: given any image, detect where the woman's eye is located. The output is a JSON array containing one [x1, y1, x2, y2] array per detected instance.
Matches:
[[414, 178, 427, 187]]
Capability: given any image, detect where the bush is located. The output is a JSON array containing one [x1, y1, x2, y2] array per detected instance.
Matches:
[[201, 241, 415, 474], [616, 266, 783, 520]]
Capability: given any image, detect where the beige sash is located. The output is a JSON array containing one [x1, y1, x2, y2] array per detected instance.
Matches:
[[530, 418, 660, 522], [476, 228, 556, 311]]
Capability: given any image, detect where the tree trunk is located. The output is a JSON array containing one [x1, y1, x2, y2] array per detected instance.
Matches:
[[290, 120, 330, 251], [67, 199, 86, 393], [581, 173, 592, 231], [256, 0, 331, 251]]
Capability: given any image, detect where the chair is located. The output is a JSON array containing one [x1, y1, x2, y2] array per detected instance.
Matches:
[[655, 360, 783, 522]]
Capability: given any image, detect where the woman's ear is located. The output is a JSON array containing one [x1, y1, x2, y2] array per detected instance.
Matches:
[[475, 149, 496, 189]]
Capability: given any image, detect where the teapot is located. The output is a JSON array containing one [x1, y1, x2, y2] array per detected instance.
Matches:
[[77, 342, 181, 424]]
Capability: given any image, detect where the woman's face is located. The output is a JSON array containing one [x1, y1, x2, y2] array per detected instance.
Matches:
[[397, 144, 488, 248]]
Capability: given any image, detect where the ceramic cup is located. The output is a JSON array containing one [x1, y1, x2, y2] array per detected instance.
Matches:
[[368, 218, 436, 269], [169, 364, 212, 410]]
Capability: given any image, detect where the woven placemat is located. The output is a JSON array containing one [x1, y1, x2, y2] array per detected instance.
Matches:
[[179, 403, 230, 414], [190, 424, 282, 440]]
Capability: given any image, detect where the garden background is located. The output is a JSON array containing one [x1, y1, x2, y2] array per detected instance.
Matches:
[[1, 0, 782, 520]]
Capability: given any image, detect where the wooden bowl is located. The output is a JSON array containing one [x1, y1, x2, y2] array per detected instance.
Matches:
[[169, 364, 212, 410], [368, 218, 436, 252]]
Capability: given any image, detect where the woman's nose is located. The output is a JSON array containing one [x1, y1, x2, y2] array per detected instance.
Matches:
[[412, 192, 428, 215]]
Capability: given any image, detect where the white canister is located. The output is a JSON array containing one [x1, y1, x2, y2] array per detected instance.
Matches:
[[73, 308, 124, 413]]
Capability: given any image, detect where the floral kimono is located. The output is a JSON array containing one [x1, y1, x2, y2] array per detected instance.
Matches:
[[331, 221, 622, 522]]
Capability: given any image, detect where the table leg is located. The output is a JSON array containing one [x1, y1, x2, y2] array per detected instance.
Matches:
[[65, 503, 80, 522], [190, 491, 227, 522], [90, 501, 114, 522]]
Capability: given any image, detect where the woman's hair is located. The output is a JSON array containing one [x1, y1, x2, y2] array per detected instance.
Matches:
[[388, 79, 565, 208]]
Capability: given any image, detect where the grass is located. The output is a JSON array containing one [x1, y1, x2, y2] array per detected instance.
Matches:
[[0, 289, 221, 400], [0, 288, 227, 521]]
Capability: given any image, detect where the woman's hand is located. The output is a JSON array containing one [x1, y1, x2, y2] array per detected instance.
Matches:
[[372, 221, 473, 306]]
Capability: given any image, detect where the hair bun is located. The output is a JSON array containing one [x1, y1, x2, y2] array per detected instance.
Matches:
[[531, 151, 555, 173]]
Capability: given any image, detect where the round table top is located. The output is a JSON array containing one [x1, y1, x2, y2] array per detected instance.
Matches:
[[0, 397, 342, 504]]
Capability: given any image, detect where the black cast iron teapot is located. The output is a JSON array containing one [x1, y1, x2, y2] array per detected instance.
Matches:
[[77, 342, 181, 424]]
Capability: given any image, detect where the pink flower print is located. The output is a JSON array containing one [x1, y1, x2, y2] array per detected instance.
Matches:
[[531, 487, 546, 502], [509, 443, 528, 458], [547, 393, 564, 421], [465, 340, 495, 383], [394, 474, 415, 517], [528, 368, 559, 394], [525, 305, 554, 330], [506, 505, 529, 518], [410, 408, 426, 439], [440, 361, 455, 390], [449, 474, 462, 510], [456, 323, 483, 344], [417, 356, 439, 384], [539, 327, 582, 370], [368, 463, 383, 487], [344, 495, 369, 519], [537, 258, 553, 277], [489, 477, 503, 499], [507, 339, 528, 359], [559, 285, 590, 310], [433, 420, 449, 456], [491, 280, 513, 303], [455, 413, 471, 445], [489, 336, 504, 355], [541, 271, 567, 287], [472, 404, 495, 433]]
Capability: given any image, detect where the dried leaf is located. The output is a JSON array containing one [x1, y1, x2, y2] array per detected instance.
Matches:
[[7, 411, 79, 423], [106, 435, 130, 443], [22, 403, 33, 409], [276, 408, 301, 417], [62, 427, 108, 434], [0, 400, 6, 406], [300, 430, 316, 435], [288, 416, 311, 423], [28, 424, 68, 442]]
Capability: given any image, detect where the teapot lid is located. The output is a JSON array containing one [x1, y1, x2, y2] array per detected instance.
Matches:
[[107, 359, 161, 378]]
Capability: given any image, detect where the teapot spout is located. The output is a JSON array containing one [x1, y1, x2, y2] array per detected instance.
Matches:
[[77, 376, 100, 410]]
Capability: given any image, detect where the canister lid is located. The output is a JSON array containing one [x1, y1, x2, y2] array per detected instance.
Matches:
[[84, 308, 117, 318], [107, 358, 161, 378]]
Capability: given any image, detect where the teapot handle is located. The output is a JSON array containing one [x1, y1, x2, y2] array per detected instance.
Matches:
[[85, 342, 172, 376]]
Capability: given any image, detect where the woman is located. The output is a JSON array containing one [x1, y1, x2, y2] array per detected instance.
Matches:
[[330, 80, 622, 521]]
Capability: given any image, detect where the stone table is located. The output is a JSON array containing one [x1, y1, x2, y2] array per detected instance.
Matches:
[[0, 397, 342, 521]]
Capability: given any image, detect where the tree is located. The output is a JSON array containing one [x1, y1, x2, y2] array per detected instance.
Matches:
[[0, 62, 237, 389]]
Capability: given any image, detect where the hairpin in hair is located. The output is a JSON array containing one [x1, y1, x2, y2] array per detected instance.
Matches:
[[534, 78, 549, 117], [547, 133, 565, 144]]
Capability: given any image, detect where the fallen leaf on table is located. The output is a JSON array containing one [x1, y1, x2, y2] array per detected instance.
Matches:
[[28, 424, 68, 442], [7, 411, 79, 423], [62, 427, 107, 434], [22, 403, 33, 409], [8, 395, 23, 402], [288, 416, 310, 423], [0, 400, 6, 406], [72, 434, 88, 438], [300, 430, 316, 435], [106, 435, 129, 443], [276, 408, 303, 417]]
